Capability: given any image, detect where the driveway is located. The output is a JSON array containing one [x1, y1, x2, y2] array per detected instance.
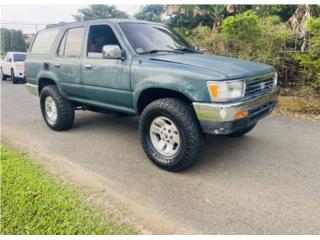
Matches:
[[2, 80, 320, 234]]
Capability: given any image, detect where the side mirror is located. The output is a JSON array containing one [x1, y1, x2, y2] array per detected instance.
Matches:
[[7, 58, 12, 62], [102, 45, 123, 60]]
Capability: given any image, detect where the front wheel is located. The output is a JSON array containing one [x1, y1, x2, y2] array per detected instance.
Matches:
[[11, 69, 17, 84], [139, 98, 204, 172], [40, 85, 75, 131]]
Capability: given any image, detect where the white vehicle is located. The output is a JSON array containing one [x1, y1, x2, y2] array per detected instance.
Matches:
[[1, 52, 27, 84]]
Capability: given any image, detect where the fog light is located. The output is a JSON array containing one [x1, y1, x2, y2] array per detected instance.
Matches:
[[235, 110, 248, 120]]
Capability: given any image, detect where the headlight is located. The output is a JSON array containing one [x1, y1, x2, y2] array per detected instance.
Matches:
[[207, 80, 245, 102], [273, 72, 278, 87]]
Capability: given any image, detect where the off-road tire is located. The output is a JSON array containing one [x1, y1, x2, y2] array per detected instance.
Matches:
[[40, 85, 74, 131], [227, 123, 256, 137], [11, 69, 17, 84], [139, 98, 204, 172]]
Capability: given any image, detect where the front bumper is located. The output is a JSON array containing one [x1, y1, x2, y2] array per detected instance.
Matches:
[[14, 69, 25, 79], [193, 88, 280, 134]]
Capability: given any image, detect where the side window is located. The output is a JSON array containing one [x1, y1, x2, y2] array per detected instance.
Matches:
[[87, 25, 121, 58], [31, 28, 60, 54], [57, 27, 84, 58]]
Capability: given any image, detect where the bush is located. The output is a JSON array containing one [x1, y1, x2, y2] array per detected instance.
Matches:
[[292, 17, 320, 95], [222, 10, 261, 43]]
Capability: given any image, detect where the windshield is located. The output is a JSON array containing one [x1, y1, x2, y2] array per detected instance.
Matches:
[[119, 23, 194, 54], [13, 53, 26, 62]]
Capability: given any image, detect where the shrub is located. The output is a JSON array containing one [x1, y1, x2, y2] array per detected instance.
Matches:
[[222, 10, 262, 43], [293, 17, 320, 95]]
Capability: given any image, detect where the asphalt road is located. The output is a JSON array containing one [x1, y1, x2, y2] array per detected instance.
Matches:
[[2, 80, 320, 234]]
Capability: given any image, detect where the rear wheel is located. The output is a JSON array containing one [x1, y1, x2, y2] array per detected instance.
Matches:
[[226, 123, 256, 137], [139, 98, 204, 172], [40, 85, 74, 131]]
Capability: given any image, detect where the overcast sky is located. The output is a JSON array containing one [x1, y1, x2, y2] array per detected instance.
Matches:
[[0, 5, 142, 34]]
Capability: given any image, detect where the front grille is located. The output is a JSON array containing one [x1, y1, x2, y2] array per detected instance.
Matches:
[[245, 78, 274, 98], [249, 101, 276, 122]]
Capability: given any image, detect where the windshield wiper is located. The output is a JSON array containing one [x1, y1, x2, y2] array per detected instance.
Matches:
[[140, 49, 183, 55], [175, 47, 201, 53]]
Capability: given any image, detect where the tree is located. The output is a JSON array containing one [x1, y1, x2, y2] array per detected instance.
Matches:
[[134, 5, 165, 22], [73, 5, 129, 21], [165, 5, 213, 34], [0, 28, 26, 55], [197, 5, 227, 31], [253, 5, 297, 22]]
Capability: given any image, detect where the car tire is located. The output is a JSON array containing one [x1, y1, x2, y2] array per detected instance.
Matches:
[[1, 69, 7, 80], [226, 123, 256, 137], [40, 85, 74, 131], [139, 98, 204, 172], [11, 69, 17, 84]]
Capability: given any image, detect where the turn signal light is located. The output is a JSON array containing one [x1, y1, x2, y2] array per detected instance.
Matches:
[[210, 84, 219, 98], [234, 111, 248, 120]]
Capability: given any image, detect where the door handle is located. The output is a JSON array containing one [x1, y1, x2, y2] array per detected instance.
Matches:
[[54, 63, 60, 68], [85, 64, 92, 70]]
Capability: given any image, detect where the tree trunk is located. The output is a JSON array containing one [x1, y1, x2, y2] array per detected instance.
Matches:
[[288, 5, 311, 52]]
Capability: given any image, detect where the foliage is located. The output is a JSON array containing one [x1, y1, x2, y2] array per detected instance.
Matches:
[[222, 10, 261, 42], [293, 17, 320, 94], [134, 5, 165, 22], [0, 144, 135, 234], [0, 28, 26, 55], [253, 5, 297, 22], [73, 5, 129, 21]]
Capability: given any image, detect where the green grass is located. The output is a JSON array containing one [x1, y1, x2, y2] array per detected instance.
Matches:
[[0, 144, 135, 234]]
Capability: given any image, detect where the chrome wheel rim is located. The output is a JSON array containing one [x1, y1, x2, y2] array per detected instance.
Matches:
[[149, 116, 180, 157], [44, 96, 57, 125]]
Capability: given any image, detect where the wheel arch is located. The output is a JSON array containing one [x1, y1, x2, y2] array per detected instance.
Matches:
[[38, 77, 57, 95], [136, 87, 193, 114]]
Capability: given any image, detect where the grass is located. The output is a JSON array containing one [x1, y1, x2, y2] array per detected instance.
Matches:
[[0, 144, 135, 235]]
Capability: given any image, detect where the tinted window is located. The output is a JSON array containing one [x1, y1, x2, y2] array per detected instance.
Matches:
[[13, 53, 26, 62], [31, 28, 60, 54], [62, 27, 85, 58], [119, 23, 192, 54], [87, 25, 120, 58]]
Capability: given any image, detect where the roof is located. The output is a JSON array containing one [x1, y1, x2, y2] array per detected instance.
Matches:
[[42, 19, 161, 32]]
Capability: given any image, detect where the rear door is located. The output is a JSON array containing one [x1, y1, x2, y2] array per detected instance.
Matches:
[[51, 25, 86, 99], [81, 23, 133, 111]]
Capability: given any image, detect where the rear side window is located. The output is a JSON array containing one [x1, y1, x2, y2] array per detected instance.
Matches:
[[57, 27, 85, 58], [31, 28, 60, 54]]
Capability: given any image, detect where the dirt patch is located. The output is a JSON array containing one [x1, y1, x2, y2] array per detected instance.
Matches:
[[2, 137, 197, 235], [274, 95, 320, 120]]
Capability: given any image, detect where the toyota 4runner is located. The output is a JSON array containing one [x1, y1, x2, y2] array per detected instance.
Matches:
[[25, 19, 279, 172]]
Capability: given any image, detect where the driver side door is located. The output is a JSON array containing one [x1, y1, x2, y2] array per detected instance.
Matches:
[[82, 23, 132, 111]]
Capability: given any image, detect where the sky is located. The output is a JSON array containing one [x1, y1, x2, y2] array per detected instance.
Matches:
[[0, 5, 142, 34]]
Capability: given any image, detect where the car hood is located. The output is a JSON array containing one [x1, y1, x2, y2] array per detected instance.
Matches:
[[150, 53, 275, 79]]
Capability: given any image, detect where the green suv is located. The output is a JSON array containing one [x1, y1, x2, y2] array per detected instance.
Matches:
[[25, 19, 279, 172]]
